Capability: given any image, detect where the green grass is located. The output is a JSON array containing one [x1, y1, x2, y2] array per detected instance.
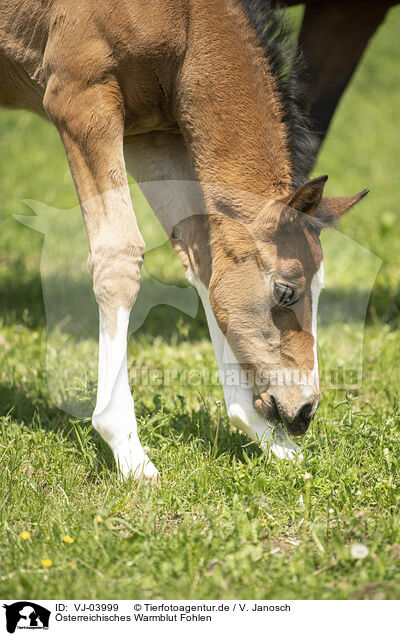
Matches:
[[1, 7, 400, 600]]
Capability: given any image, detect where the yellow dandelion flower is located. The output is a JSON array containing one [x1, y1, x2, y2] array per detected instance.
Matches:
[[20, 531, 31, 540], [94, 515, 103, 523], [62, 535, 74, 544], [41, 559, 53, 568]]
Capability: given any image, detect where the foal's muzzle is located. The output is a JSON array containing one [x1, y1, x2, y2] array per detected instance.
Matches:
[[253, 391, 319, 437], [285, 400, 317, 436]]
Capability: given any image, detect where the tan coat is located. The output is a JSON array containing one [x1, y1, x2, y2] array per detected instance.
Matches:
[[0, 0, 368, 477]]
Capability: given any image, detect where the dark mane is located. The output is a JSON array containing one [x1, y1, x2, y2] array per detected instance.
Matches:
[[239, 0, 317, 187]]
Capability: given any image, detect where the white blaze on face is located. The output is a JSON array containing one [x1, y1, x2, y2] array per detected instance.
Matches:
[[310, 261, 324, 391], [93, 306, 158, 480], [186, 270, 300, 460]]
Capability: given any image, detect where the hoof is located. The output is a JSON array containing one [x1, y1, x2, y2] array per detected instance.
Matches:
[[113, 438, 159, 483], [117, 456, 160, 483]]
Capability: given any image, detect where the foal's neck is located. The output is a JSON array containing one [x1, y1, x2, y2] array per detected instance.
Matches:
[[175, 0, 293, 210]]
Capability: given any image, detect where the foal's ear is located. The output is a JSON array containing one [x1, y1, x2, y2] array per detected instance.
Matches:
[[316, 189, 369, 226], [283, 175, 369, 227], [283, 175, 328, 215]]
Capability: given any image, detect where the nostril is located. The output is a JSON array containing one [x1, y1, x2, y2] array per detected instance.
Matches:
[[299, 402, 314, 424], [285, 402, 316, 436], [298, 402, 315, 428]]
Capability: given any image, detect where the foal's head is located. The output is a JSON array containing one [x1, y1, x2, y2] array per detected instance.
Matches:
[[207, 176, 367, 439]]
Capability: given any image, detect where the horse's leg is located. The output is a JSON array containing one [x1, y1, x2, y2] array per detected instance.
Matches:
[[44, 79, 158, 480]]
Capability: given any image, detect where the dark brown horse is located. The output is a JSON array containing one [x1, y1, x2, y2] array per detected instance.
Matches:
[[282, 0, 399, 158]]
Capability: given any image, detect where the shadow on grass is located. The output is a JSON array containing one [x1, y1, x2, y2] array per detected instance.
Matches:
[[0, 370, 260, 474], [319, 283, 400, 327], [0, 260, 45, 329], [1, 260, 399, 340], [0, 371, 258, 489], [1, 260, 399, 472], [0, 259, 209, 342], [0, 378, 115, 475], [142, 395, 263, 464]]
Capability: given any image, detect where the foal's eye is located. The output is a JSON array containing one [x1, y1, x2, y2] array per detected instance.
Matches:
[[273, 282, 298, 306]]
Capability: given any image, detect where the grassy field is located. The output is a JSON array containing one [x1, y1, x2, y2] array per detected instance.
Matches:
[[1, 7, 400, 600]]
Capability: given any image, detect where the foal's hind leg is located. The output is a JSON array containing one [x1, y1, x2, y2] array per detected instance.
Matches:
[[44, 79, 158, 481]]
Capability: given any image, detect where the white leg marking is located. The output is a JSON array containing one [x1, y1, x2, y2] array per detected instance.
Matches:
[[186, 270, 299, 461], [92, 307, 158, 480], [311, 262, 324, 391]]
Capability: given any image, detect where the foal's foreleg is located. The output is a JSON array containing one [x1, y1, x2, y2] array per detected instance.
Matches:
[[44, 80, 158, 480]]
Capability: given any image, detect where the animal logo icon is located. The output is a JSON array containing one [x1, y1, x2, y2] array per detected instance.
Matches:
[[3, 602, 50, 633]]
